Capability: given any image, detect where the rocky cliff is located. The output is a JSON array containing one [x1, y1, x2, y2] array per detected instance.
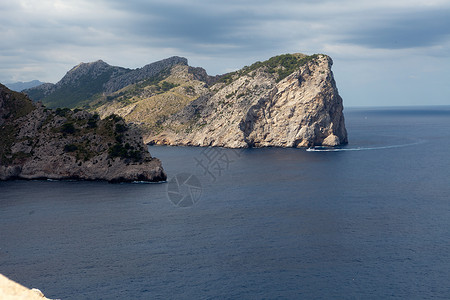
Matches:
[[147, 54, 347, 148], [0, 84, 166, 182], [24, 53, 347, 148]]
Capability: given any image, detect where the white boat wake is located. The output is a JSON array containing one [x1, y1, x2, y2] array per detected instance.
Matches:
[[306, 140, 424, 152]]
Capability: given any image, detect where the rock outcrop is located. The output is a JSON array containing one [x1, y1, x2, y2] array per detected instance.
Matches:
[[0, 84, 166, 182], [147, 54, 347, 148], [0, 273, 51, 300]]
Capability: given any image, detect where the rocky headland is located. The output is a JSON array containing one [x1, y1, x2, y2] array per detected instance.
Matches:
[[148, 54, 347, 148], [0, 84, 166, 182], [25, 53, 348, 148]]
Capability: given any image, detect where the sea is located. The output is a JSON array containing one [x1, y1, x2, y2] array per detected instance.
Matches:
[[1, 106, 450, 299]]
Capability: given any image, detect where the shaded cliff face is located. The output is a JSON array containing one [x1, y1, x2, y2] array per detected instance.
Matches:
[[147, 54, 347, 148], [0, 84, 166, 182]]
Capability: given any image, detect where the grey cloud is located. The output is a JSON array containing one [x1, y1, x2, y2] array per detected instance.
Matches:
[[105, 0, 328, 52], [111, 1, 278, 51], [1, 0, 450, 107], [342, 9, 450, 49]]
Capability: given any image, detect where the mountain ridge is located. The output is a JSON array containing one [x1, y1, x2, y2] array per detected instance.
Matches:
[[24, 56, 189, 108]]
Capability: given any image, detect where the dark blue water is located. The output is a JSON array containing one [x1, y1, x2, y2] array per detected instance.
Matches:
[[1, 106, 450, 299]]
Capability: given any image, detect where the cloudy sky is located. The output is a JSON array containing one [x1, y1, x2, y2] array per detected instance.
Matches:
[[1, 0, 450, 106]]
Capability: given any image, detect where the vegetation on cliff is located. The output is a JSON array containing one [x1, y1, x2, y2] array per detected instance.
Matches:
[[219, 53, 321, 84]]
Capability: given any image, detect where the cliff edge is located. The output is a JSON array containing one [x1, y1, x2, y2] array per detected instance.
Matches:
[[0, 84, 166, 182]]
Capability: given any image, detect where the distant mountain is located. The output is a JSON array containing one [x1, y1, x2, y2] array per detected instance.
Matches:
[[5, 80, 44, 92], [24, 57, 187, 108]]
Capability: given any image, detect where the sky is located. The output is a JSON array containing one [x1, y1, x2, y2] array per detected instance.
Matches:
[[1, 0, 450, 107]]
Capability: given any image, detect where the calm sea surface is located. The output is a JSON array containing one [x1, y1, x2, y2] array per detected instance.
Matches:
[[1, 107, 450, 299]]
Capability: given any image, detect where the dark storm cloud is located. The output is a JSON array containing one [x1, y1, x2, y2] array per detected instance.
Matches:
[[343, 8, 450, 49]]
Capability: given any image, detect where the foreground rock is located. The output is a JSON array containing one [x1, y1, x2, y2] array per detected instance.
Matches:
[[0, 84, 166, 182], [147, 54, 347, 148], [0, 273, 51, 300]]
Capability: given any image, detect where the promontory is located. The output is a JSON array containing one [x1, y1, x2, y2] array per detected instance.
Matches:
[[24, 53, 348, 148]]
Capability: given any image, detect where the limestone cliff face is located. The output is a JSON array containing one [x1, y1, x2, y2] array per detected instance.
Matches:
[[147, 54, 347, 148], [0, 84, 166, 182]]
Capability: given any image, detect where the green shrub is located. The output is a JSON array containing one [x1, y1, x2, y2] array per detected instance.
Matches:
[[219, 53, 322, 84], [109, 144, 127, 158], [184, 86, 195, 94], [87, 118, 97, 128], [128, 150, 141, 161], [55, 108, 71, 117], [160, 81, 178, 92], [108, 143, 142, 161], [64, 144, 78, 152], [115, 134, 124, 143], [87, 113, 99, 128], [225, 92, 235, 99], [106, 114, 123, 122], [60, 122, 76, 134], [115, 123, 127, 133], [218, 73, 234, 85]]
